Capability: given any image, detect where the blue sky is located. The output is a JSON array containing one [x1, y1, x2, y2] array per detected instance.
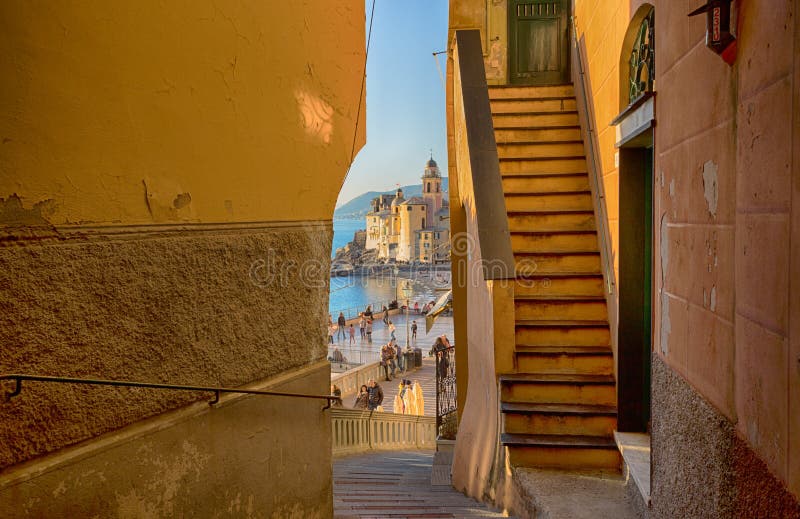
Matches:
[[336, 0, 449, 207]]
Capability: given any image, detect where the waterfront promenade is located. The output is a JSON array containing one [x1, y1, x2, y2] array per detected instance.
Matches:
[[331, 313, 453, 416]]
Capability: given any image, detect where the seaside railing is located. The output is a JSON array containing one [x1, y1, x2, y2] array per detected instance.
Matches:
[[327, 347, 382, 369], [328, 300, 396, 322]]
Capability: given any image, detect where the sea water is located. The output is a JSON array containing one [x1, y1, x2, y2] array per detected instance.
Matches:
[[328, 219, 448, 318]]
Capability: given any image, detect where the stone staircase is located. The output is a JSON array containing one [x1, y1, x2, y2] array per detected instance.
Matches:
[[490, 84, 620, 470]]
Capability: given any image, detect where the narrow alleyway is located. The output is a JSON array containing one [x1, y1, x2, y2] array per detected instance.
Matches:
[[333, 451, 512, 518]]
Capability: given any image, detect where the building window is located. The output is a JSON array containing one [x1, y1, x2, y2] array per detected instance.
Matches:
[[407, 206, 411, 211], [629, 8, 655, 102]]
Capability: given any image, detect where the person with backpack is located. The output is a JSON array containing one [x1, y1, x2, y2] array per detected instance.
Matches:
[[367, 379, 383, 411]]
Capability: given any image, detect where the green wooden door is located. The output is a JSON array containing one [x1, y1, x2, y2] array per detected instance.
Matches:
[[508, 0, 570, 85]]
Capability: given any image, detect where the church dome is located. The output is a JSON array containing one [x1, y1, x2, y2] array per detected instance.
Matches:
[[391, 188, 404, 207], [426, 158, 438, 168]]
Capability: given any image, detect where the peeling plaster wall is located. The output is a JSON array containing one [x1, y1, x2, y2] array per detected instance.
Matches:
[[573, 0, 800, 507], [0, 1, 365, 224], [0, 1, 365, 515], [0, 362, 333, 519]]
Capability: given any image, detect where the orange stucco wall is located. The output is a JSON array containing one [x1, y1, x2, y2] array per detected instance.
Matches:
[[575, 0, 799, 497]]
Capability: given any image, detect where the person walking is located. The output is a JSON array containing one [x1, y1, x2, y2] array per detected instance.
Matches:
[[388, 320, 396, 341], [411, 320, 418, 341], [327, 323, 335, 345], [382, 305, 389, 325], [359, 314, 366, 339], [353, 384, 369, 410], [366, 318, 373, 343], [348, 324, 356, 345], [337, 312, 346, 342], [367, 379, 383, 411]]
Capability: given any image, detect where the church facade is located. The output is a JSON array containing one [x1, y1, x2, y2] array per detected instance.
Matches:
[[365, 157, 450, 264]]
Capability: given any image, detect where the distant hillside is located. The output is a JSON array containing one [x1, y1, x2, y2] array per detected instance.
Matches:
[[335, 178, 449, 219]]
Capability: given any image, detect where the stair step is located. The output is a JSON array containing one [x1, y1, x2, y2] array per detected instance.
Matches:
[[515, 345, 614, 375], [502, 403, 617, 435], [492, 111, 579, 128], [497, 141, 585, 160], [514, 320, 609, 328], [488, 84, 575, 99], [504, 192, 593, 212], [514, 345, 612, 355], [515, 295, 606, 302], [495, 127, 582, 143], [500, 158, 587, 175], [490, 98, 577, 113], [502, 173, 590, 194], [500, 373, 614, 384], [516, 321, 611, 348], [507, 211, 596, 233], [515, 251, 602, 275], [511, 231, 598, 254], [501, 402, 617, 415], [500, 373, 616, 406], [501, 433, 616, 449]]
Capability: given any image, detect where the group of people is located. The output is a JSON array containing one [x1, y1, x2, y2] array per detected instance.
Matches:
[[347, 378, 423, 416], [327, 305, 419, 346], [392, 379, 424, 416], [379, 338, 416, 382], [353, 379, 385, 411]]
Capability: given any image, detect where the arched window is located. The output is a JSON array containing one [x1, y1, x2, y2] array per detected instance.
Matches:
[[426, 182, 431, 193], [620, 5, 655, 108]]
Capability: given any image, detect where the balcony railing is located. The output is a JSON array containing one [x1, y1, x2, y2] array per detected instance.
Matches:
[[331, 408, 436, 456]]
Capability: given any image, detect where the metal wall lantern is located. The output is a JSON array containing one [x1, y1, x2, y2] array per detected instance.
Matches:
[[688, 0, 737, 64]]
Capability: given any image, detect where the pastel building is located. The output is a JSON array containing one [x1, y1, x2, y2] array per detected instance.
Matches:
[[365, 157, 450, 263]]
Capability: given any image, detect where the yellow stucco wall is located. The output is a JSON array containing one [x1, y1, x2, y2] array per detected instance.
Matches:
[[0, 1, 365, 226]]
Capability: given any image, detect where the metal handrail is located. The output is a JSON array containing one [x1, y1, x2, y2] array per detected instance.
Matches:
[[0, 374, 338, 410], [570, 17, 616, 295]]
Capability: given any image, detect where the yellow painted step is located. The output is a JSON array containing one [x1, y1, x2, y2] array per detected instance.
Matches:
[[511, 232, 598, 254], [500, 158, 587, 175], [495, 127, 582, 143], [500, 374, 616, 406], [501, 403, 617, 436], [489, 84, 575, 99], [497, 142, 585, 159], [514, 347, 614, 375], [490, 98, 577, 113], [514, 298, 608, 321], [502, 174, 590, 194], [504, 193, 593, 212], [507, 211, 595, 232], [514, 275, 605, 297], [514, 252, 601, 274], [492, 111, 579, 128], [506, 443, 621, 470], [515, 322, 610, 347]]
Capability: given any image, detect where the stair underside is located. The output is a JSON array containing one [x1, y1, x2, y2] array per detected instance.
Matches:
[[490, 84, 619, 471]]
